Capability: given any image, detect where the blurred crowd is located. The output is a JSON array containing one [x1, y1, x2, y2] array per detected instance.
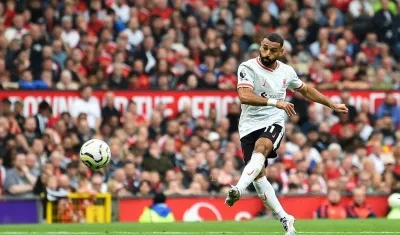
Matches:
[[0, 0, 400, 202], [0, 0, 398, 91], [1, 86, 400, 199]]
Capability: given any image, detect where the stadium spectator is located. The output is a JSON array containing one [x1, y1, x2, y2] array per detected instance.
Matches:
[[66, 161, 80, 190], [108, 168, 132, 197], [3, 153, 37, 198], [34, 101, 52, 137], [1, 98, 12, 116], [71, 85, 101, 130], [26, 153, 40, 177], [56, 70, 79, 90], [45, 175, 69, 202], [137, 179, 153, 197], [139, 192, 175, 223], [91, 172, 108, 194], [107, 138, 125, 179], [315, 190, 347, 219], [377, 92, 400, 128], [346, 187, 376, 218]]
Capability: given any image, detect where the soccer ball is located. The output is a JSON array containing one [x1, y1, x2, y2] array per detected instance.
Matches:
[[388, 193, 400, 208], [79, 139, 111, 170]]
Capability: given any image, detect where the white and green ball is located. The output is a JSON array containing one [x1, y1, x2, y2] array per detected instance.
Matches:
[[79, 139, 111, 170], [388, 193, 400, 208]]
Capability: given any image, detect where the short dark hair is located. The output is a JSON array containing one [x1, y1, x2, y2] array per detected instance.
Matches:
[[38, 101, 51, 112], [79, 84, 91, 93], [67, 160, 80, 169], [89, 8, 98, 16], [107, 8, 115, 15], [153, 193, 166, 205], [1, 98, 11, 105], [265, 33, 284, 47]]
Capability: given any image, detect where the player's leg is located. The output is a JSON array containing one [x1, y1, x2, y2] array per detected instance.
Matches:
[[255, 176, 296, 235], [252, 124, 287, 218], [253, 165, 296, 235], [234, 130, 275, 194], [225, 129, 261, 206], [253, 170, 296, 235], [226, 127, 276, 207], [252, 125, 296, 235]]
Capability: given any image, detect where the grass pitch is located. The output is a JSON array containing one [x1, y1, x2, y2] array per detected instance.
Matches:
[[0, 219, 398, 235]]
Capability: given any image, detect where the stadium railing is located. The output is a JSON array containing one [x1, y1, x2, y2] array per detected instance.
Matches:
[[45, 193, 111, 224]]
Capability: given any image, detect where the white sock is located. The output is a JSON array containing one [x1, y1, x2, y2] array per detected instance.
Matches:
[[253, 176, 287, 219], [235, 152, 265, 193]]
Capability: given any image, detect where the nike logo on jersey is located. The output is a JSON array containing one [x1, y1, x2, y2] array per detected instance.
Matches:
[[247, 170, 254, 175], [263, 79, 266, 87], [272, 133, 277, 138]]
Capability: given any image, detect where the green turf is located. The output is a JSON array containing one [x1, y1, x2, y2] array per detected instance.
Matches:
[[0, 219, 398, 234]]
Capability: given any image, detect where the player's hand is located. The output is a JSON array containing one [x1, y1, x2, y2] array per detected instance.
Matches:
[[331, 103, 348, 114], [276, 101, 296, 116], [21, 165, 29, 174]]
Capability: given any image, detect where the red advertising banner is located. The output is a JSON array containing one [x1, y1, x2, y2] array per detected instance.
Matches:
[[119, 195, 388, 222], [1, 90, 399, 119]]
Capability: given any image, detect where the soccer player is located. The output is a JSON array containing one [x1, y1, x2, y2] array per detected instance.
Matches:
[[225, 33, 348, 235]]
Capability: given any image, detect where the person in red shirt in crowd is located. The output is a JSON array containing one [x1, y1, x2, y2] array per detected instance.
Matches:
[[331, 0, 352, 12], [151, 0, 173, 21], [133, 0, 151, 25], [360, 32, 380, 64], [330, 112, 355, 138], [124, 101, 148, 125], [346, 187, 376, 218], [218, 57, 238, 90], [325, 159, 342, 180], [315, 189, 347, 219], [87, 9, 103, 35]]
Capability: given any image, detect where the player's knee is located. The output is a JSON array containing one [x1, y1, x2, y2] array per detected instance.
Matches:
[[255, 169, 266, 180], [254, 138, 273, 156]]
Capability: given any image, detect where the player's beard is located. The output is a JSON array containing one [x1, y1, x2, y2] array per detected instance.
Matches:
[[259, 54, 277, 67]]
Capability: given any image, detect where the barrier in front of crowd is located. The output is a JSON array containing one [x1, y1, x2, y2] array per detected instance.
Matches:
[[0, 197, 40, 224], [0, 90, 399, 120], [45, 193, 111, 224], [0, 194, 390, 224], [119, 194, 389, 222]]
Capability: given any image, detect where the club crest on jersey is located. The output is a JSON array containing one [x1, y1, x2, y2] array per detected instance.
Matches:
[[282, 79, 287, 88]]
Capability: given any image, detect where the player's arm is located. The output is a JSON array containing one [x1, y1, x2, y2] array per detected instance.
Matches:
[[237, 88, 296, 116], [297, 83, 348, 114], [236, 65, 271, 106], [237, 87, 268, 106]]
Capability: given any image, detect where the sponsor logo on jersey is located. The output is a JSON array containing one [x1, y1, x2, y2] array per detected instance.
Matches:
[[239, 70, 250, 82]]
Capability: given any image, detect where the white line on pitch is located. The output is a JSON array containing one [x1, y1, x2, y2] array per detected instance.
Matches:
[[0, 232, 399, 235]]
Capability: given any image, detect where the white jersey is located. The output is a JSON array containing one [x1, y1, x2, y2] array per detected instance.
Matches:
[[237, 57, 304, 138]]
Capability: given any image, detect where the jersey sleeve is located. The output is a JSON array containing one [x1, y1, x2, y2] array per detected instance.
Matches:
[[287, 69, 304, 91], [237, 64, 255, 90]]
